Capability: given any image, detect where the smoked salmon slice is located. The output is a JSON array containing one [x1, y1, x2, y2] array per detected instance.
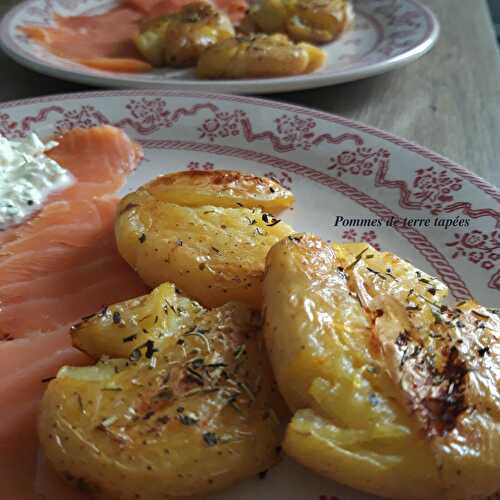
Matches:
[[124, 0, 163, 12], [0, 126, 146, 348], [20, 8, 152, 73], [75, 56, 152, 73], [47, 125, 143, 199], [0, 329, 89, 500], [0, 126, 147, 499]]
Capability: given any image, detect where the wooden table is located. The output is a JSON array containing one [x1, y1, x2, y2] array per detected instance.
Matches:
[[0, 0, 499, 186]]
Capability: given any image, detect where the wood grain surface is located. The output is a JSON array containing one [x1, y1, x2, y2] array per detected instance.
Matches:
[[0, 0, 499, 186]]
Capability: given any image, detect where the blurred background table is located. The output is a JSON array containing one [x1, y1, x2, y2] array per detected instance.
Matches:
[[0, 0, 499, 186]]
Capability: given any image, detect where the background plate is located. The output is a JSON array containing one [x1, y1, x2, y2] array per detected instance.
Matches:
[[0, 0, 439, 94], [0, 90, 498, 499]]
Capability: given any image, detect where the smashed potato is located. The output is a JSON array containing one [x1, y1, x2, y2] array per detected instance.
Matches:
[[197, 34, 326, 79], [134, 2, 234, 67], [263, 234, 500, 499], [40, 284, 286, 500], [242, 0, 353, 44], [116, 170, 294, 309]]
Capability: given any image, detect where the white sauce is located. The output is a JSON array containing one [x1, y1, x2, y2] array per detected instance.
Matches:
[[0, 133, 74, 231]]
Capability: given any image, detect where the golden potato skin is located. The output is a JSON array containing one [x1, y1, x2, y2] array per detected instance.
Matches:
[[115, 171, 294, 309], [263, 234, 500, 499], [71, 283, 204, 359], [375, 299, 500, 500], [242, 0, 353, 44], [134, 15, 170, 67], [197, 34, 326, 79], [39, 285, 286, 500], [138, 170, 295, 212], [134, 1, 234, 67]]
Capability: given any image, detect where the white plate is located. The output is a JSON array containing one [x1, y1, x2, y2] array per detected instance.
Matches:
[[1, 90, 498, 499], [0, 0, 439, 94]]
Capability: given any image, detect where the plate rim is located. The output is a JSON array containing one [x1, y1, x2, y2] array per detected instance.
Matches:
[[0, 0, 441, 94], [0, 89, 498, 302], [0, 89, 496, 198]]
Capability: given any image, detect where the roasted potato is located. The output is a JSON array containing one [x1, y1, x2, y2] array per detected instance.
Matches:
[[71, 282, 204, 359], [39, 284, 287, 500], [134, 15, 170, 67], [134, 2, 234, 67], [263, 234, 500, 499], [241, 0, 353, 44], [197, 33, 326, 79], [115, 170, 294, 309]]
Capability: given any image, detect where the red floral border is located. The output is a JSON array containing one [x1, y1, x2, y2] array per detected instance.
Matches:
[[329, 148, 500, 226], [1, 96, 496, 219], [0, 89, 494, 198]]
